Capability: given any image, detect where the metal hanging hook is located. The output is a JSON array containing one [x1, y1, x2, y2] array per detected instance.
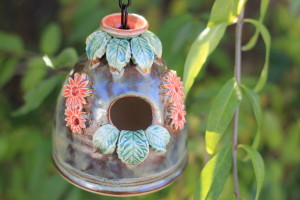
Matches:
[[119, 0, 131, 29]]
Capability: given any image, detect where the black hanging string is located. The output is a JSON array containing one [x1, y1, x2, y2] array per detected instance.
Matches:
[[119, 0, 131, 29]]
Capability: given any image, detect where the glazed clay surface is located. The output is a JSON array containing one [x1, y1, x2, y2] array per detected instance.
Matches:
[[52, 56, 188, 195]]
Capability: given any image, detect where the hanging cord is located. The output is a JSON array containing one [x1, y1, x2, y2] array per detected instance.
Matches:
[[119, 0, 131, 29]]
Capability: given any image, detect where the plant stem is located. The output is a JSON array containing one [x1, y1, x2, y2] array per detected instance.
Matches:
[[233, 7, 245, 200]]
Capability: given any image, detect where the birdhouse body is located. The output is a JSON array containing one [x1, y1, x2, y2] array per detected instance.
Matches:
[[52, 13, 188, 196]]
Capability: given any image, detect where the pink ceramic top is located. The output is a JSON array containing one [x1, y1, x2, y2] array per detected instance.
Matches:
[[100, 13, 149, 37]]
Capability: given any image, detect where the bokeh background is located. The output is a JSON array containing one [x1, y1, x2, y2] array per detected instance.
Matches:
[[0, 0, 299, 199]]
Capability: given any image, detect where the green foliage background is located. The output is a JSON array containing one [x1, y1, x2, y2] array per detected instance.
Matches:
[[0, 0, 299, 199]]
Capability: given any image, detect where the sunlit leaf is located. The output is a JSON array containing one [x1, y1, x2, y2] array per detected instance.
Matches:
[[0, 32, 24, 54], [40, 23, 62, 55], [195, 146, 232, 200], [242, 0, 270, 51], [183, 0, 247, 96], [208, 0, 247, 26], [241, 85, 262, 149], [238, 145, 265, 200], [206, 78, 242, 154], [183, 23, 227, 95], [13, 75, 64, 116], [0, 58, 18, 88], [244, 19, 271, 92], [158, 14, 200, 76]]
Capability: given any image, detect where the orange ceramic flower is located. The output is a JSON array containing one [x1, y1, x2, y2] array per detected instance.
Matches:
[[63, 73, 91, 108], [169, 103, 186, 131], [162, 70, 184, 104], [65, 108, 86, 134]]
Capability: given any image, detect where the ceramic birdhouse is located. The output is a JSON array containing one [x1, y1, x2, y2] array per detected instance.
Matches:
[[52, 10, 187, 196]]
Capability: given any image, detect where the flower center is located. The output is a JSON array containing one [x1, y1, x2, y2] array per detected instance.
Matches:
[[71, 87, 79, 96], [73, 117, 80, 126], [177, 113, 182, 121]]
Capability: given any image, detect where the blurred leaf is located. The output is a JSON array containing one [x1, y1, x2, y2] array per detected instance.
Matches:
[[241, 85, 262, 149], [183, 23, 227, 95], [13, 75, 64, 116], [22, 57, 47, 92], [70, 0, 107, 43], [40, 23, 62, 55], [195, 146, 232, 200], [65, 188, 81, 200], [0, 135, 9, 161], [0, 32, 24, 54], [289, 0, 300, 17], [39, 175, 68, 200], [0, 58, 18, 88], [27, 137, 50, 195], [242, 0, 269, 51], [244, 19, 271, 92], [282, 123, 300, 164], [262, 112, 283, 149], [209, 49, 233, 72], [206, 78, 242, 154], [238, 145, 265, 200], [54, 47, 79, 68], [10, 167, 28, 199]]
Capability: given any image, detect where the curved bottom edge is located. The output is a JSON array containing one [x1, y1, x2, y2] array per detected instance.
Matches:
[[52, 155, 187, 197]]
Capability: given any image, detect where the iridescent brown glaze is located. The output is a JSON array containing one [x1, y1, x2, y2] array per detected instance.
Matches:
[[52, 56, 187, 195], [53, 12, 187, 196]]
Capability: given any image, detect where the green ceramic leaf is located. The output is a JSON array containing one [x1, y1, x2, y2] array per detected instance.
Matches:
[[238, 145, 265, 200], [145, 125, 170, 153], [117, 130, 149, 165], [106, 38, 131, 72], [93, 124, 120, 154], [86, 29, 111, 60], [131, 37, 154, 72], [205, 78, 242, 154], [194, 146, 232, 200], [141, 31, 162, 58], [85, 28, 102, 45]]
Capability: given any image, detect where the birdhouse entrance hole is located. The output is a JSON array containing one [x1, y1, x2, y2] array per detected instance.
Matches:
[[108, 96, 153, 131]]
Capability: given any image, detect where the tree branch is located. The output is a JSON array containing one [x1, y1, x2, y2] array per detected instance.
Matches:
[[232, 6, 245, 200]]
